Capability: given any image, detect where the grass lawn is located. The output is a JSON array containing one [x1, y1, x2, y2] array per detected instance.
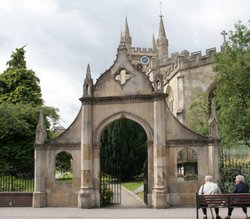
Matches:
[[55, 169, 73, 181], [122, 181, 143, 190]]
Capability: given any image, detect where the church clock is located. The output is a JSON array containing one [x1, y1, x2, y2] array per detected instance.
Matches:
[[140, 56, 149, 65]]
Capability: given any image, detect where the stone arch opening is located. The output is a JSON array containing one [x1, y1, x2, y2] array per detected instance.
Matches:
[[95, 112, 153, 145], [177, 147, 198, 181], [95, 112, 153, 207], [55, 151, 73, 181]]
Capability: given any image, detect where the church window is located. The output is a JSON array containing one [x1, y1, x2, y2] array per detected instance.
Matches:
[[177, 148, 198, 181], [55, 151, 73, 182]]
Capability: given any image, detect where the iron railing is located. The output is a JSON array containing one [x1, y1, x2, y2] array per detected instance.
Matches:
[[0, 169, 34, 192]]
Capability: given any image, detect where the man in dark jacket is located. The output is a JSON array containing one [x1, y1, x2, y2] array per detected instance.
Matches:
[[225, 175, 250, 219]]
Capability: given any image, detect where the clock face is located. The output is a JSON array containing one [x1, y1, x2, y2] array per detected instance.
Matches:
[[140, 56, 149, 65]]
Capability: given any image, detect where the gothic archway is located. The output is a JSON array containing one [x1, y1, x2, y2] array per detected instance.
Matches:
[[94, 112, 153, 207]]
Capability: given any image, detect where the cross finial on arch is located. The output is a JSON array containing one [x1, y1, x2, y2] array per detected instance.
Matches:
[[221, 30, 228, 43]]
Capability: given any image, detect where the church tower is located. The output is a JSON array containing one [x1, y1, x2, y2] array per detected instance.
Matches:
[[120, 16, 132, 55], [156, 14, 168, 59]]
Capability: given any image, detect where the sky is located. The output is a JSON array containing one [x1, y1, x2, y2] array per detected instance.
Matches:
[[0, 0, 249, 128]]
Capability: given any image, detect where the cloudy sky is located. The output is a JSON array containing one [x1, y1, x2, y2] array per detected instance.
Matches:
[[0, 0, 249, 128]]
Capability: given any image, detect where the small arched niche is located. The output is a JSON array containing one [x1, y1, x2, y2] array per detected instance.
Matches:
[[55, 151, 73, 182], [177, 148, 198, 181]]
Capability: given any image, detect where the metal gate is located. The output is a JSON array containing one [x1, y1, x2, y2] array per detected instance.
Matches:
[[100, 161, 121, 206]]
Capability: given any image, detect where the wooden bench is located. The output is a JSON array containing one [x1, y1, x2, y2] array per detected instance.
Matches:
[[196, 193, 250, 219]]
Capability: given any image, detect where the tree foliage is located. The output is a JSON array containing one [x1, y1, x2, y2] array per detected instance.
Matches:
[[186, 93, 209, 136], [6, 46, 27, 70], [0, 46, 59, 171], [214, 21, 250, 147], [0, 103, 58, 170], [100, 119, 147, 181], [0, 47, 43, 105]]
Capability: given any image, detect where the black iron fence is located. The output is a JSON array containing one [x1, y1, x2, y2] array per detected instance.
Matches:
[[0, 169, 34, 192], [219, 152, 250, 193]]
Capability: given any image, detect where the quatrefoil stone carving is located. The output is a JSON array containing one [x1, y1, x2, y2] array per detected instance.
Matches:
[[115, 70, 131, 85]]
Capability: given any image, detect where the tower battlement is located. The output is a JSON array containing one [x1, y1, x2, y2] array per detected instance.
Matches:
[[173, 47, 221, 70], [163, 47, 222, 81], [131, 47, 157, 56]]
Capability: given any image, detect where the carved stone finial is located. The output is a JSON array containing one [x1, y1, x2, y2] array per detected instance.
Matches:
[[152, 58, 163, 93], [35, 110, 47, 144], [153, 72, 164, 93], [83, 64, 93, 96], [208, 98, 219, 138]]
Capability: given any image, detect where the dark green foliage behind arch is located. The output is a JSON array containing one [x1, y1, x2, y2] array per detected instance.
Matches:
[[100, 118, 147, 181]]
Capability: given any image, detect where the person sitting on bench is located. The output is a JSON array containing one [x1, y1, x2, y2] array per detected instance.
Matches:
[[198, 175, 222, 219], [225, 175, 250, 219]]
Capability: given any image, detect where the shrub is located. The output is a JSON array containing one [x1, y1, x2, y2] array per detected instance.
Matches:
[[100, 184, 114, 206]]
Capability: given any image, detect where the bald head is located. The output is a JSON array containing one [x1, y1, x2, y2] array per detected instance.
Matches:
[[205, 175, 213, 182]]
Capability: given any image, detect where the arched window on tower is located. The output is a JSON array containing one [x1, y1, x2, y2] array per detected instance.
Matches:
[[55, 151, 73, 182], [177, 148, 198, 181]]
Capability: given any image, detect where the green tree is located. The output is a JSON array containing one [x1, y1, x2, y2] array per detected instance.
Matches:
[[0, 103, 58, 170], [214, 21, 250, 148], [0, 46, 59, 171], [0, 46, 43, 105], [186, 93, 209, 136], [6, 46, 26, 70]]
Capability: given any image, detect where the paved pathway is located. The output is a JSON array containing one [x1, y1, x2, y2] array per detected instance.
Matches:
[[118, 186, 146, 208], [0, 206, 247, 219], [0, 188, 247, 218]]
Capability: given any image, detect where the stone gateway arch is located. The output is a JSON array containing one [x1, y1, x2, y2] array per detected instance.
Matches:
[[33, 43, 219, 208], [33, 16, 220, 209]]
